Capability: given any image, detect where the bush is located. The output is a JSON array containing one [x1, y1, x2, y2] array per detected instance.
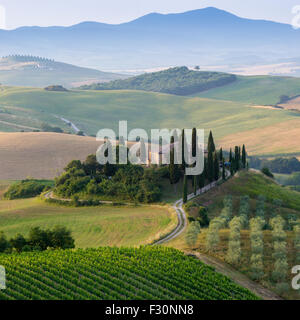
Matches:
[[197, 207, 210, 227], [261, 167, 274, 178], [4, 179, 49, 200], [0, 232, 10, 253]]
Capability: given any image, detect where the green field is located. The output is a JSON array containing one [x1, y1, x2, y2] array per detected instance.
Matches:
[[0, 246, 258, 300], [0, 86, 299, 139], [0, 196, 176, 248], [195, 75, 300, 105]]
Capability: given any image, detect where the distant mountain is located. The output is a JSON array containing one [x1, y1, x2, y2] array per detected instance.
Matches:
[[0, 7, 299, 71], [79, 66, 237, 96], [0, 55, 127, 88]]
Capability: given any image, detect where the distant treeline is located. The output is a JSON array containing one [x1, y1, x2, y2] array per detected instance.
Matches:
[[249, 156, 300, 174], [2, 54, 55, 63], [79, 66, 237, 96]]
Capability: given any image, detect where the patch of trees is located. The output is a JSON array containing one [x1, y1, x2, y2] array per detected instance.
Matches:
[[79, 67, 237, 96], [44, 85, 68, 92], [4, 179, 51, 200], [261, 167, 274, 178], [0, 226, 75, 254], [41, 122, 64, 133], [54, 154, 162, 203], [249, 156, 300, 174], [270, 215, 289, 294]]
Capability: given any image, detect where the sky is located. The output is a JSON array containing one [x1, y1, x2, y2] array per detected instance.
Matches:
[[0, 0, 299, 29]]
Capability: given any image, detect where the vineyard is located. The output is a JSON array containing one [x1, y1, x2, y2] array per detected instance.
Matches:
[[0, 247, 258, 300]]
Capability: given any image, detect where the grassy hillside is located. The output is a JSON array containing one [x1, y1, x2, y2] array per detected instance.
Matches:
[[194, 75, 300, 105], [0, 247, 258, 300], [0, 55, 126, 88], [167, 170, 300, 300], [1, 87, 299, 147], [0, 194, 176, 248], [80, 67, 237, 96]]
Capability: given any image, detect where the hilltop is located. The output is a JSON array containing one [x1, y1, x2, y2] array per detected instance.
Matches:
[[79, 67, 237, 95], [0, 8, 299, 71], [0, 55, 127, 88]]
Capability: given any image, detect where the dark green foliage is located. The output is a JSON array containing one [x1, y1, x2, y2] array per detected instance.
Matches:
[[1, 226, 75, 254], [169, 137, 181, 184], [197, 207, 210, 227], [55, 155, 162, 203], [219, 148, 223, 162], [193, 175, 197, 195], [242, 145, 246, 169], [44, 85, 68, 92], [183, 175, 188, 204], [4, 179, 50, 200], [213, 151, 219, 181], [40, 122, 63, 133], [9, 234, 27, 253], [207, 131, 216, 154], [76, 131, 85, 136], [234, 146, 240, 171], [222, 158, 226, 181], [0, 232, 10, 253], [192, 128, 197, 157], [261, 167, 274, 178], [249, 156, 300, 174], [80, 67, 237, 96]]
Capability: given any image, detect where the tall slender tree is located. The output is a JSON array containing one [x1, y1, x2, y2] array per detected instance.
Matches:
[[193, 175, 197, 195], [183, 175, 188, 203], [219, 148, 223, 162], [242, 144, 246, 169], [181, 129, 186, 171], [207, 149, 214, 182], [234, 146, 240, 172], [213, 151, 219, 181], [207, 131, 216, 154], [169, 136, 180, 184], [222, 158, 226, 181], [192, 128, 197, 157]]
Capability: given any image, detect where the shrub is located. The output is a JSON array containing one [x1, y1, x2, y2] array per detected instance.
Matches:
[[197, 207, 210, 227], [261, 167, 274, 178], [4, 179, 48, 200]]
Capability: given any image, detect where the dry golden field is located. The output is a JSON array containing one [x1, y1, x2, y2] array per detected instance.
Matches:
[[219, 118, 300, 156], [0, 132, 101, 179]]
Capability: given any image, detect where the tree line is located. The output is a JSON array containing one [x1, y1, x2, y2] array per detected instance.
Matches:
[[0, 226, 75, 254]]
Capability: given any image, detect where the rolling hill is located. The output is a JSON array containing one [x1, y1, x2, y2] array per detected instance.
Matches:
[[0, 247, 258, 300], [2, 78, 300, 157], [80, 67, 237, 95], [0, 132, 102, 179], [0, 7, 299, 71], [0, 55, 127, 88]]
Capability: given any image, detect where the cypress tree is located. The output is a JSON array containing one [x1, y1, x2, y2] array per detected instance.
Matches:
[[181, 129, 186, 171], [229, 148, 233, 163], [213, 151, 219, 181], [207, 150, 214, 182], [219, 148, 223, 162], [242, 144, 246, 169], [234, 146, 240, 172], [192, 128, 197, 157], [169, 136, 180, 184], [193, 175, 197, 195], [183, 175, 188, 203], [222, 158, 226, 181], [207, 131, 215, 154]]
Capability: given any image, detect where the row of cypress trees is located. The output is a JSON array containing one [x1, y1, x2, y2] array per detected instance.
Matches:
[[180, 130, 247, 203]]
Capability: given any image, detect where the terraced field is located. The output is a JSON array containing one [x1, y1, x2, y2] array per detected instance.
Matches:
[[0, 247, 259, 300]]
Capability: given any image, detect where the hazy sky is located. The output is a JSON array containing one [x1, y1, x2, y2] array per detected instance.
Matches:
[[0, 0, 299, 29]]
